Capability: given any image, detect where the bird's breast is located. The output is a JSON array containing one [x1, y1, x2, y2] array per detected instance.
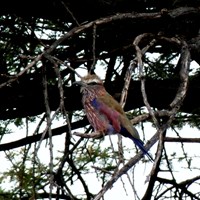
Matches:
[[84, 102, 109, 133]]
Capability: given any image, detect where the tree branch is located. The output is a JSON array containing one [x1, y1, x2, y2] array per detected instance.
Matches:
[[0, 118, 88, 151]]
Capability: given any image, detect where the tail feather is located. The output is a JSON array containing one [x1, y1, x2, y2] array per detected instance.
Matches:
[[132, 138, 154, 162], [120, 126, 154, 162]]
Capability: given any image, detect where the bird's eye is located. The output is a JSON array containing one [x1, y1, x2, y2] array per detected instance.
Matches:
[[87, 82, 99, 85]]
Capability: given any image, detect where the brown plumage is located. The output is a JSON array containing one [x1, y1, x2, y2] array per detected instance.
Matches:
[[76, 74, 153, 161]]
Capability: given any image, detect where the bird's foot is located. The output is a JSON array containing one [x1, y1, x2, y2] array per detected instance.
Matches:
[[73, 131, 104, 139]]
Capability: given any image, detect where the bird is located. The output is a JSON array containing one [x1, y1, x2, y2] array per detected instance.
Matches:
[[75, 73, 153, 162]]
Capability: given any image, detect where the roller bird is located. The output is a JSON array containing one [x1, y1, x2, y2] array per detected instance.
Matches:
[[75, 74, 153, 161]]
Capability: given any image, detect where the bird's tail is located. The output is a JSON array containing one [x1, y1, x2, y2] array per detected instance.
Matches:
[[119, 126, 154, 162], [132, 138, 154, 162]]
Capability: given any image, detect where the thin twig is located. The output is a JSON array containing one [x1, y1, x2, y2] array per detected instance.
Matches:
[[1, 8, 196, 90], [142, 38, 190, 200], [42, 65, 54, 199], [0, 54, 44, 89], [164, 137, 200, 143], [131, 110, 173, 124], [35, 108, 61, 154], [93, 131, 159, 200], [133, 33, 160, 129], [120, 33, 156, 107], [90, 23, 97, 73], [61, 1, 80, 26], [44, 53, 82, 79], [170, 40, 190, 108]]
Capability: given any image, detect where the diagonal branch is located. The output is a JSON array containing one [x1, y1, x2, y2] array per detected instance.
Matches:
[[93, 131, 159, 200], [142, 38, 191, 199]]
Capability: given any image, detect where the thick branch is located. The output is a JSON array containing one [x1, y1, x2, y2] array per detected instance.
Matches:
[[0, 118, 88, 151]]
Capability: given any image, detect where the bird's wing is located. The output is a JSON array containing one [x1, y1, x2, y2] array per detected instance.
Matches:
[[98, 93, 141, 140], [92, 94, 153, 161], [91, 94, 122, 132], [119, 114, 140, 140], [91, 93, 138, 139], [96, 93, 124, 113]]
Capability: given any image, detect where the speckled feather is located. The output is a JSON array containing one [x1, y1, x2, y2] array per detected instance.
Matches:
[[79, 74, 153, 161]]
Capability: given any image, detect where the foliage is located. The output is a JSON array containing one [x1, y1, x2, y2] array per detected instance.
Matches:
[[0, 1, 200, 200]]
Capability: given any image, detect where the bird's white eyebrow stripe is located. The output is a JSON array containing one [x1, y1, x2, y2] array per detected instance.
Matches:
[[84, 78, 101, 83]]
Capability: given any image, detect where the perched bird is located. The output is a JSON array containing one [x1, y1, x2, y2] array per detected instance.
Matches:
[[75, 73, 153, 161]]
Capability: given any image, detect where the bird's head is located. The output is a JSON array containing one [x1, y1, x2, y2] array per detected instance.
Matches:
[[81, 74, 103, 85], [74, 74, 104, 95], [74, 74, 103, 89]]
